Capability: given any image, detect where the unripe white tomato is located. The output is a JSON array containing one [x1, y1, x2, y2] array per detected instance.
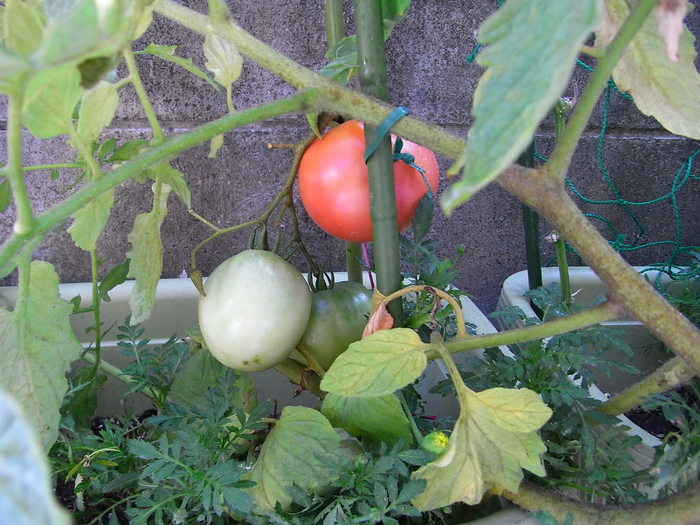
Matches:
[[198, 250, 312, 372]]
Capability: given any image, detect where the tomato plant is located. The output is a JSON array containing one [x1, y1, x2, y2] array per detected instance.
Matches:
[[198, 250, 312, 372], [298, 280, 373, 370], [298, 120, 439, 242]]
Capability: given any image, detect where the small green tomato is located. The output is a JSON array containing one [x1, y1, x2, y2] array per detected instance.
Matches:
[[421, 430, 449, 455]]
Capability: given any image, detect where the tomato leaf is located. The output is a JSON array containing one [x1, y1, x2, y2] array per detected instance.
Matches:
[[321, 392, 412, 445], [440, 0, 602, 214], [137, 44, 220, 92], [595, 0, 700, 140], [203, 32, 243, 89], [77, 80, 119, 144], [34, 0, 134, 68], [155, 164, 191, 209], [362, 302, 394, 337], [126, 183, 171, 324], [97, 258, 130, 302], [412, 385, 551, 510], [22, 66, 83, 138], [3, 0, 45, 57], [0, 261, 83, 450], [321, 328, 428, 397], [0, 391, 72, 525], [245, 406, 344, 511], [67, 188, 115, 251]]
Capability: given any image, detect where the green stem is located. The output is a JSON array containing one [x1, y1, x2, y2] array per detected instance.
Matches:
[[0, 91, 317, 278], [90, 249, 102, 374], [80, 352, 159, 401], [443, 300, 619, 356], [273, 359, 324, 399], [506, 479, 700, 525], [323, 0, 362, 283], [498, 168, 700, 375], [124, 47, 166, 143], [546, 0, 657, 178], [6, 87, 35, 235], [22, 163, 84, 172], [324, 0, 345, 47], [554, 236, 571, 305], [397, 390, 423, 444], [596, 356, 695, 416], [354, 0, 403, 322]]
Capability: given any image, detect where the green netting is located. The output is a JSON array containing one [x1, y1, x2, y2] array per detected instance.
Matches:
[[466, 17, 699, 279]]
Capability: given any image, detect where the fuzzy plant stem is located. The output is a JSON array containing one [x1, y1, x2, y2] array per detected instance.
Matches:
[[0, 91, 318, 278], [353, 0, 403, 323]]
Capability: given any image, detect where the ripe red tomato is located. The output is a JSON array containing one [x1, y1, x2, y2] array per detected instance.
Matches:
[[298, 120, 439, 243]]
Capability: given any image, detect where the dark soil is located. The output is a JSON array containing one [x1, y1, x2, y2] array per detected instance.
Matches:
[[624, 383, 699, 440]]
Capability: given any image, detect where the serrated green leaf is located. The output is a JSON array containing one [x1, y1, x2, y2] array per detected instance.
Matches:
[[4, 0, 45, 57], [321, 392, 412, 444], [320, 328, 428, 397], [0, 261, 83, 450], [595, 0, 700, 139], [440, 0, 603, 214], [126, 183, 171, 324], [77, 80, 119, 143], [245, 406, 343, 511], [137, 44, 220, 91], [127, 439, 161, 460], [0, 390, 72, 525], [203, 32, 243, 88], [411, 384, 551, 510], [67, 188, 114, 251], [22, 65, 83, 138]]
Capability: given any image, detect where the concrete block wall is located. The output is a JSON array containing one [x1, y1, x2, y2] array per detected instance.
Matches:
[[1, 0, 699, 315]]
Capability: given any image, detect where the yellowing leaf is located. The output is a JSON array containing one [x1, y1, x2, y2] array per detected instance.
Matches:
[[440, 0, 602, 214], [321, 392, 412, 444], [127, 183, 171, 323], [203, 32, 243, 88], [77, 81, 119, 144], [320, 328, 428, 397], [22, 66, 83, 138], [412, 384, 551, 510], [596, 0, 700, 139], [4, 0, 45, 57], [245, 406, 343, 511], [0, 261, 83, 450], [67, 189, 114, 251]]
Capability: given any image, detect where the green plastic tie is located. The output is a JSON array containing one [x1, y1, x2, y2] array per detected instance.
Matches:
[[363, 106, 412, 163]]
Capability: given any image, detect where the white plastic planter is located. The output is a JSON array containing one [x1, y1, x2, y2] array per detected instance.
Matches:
[[496, 266, 671, 468]]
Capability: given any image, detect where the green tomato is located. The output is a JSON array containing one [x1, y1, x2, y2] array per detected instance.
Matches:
[[421, 430, 449, 455], [198, 250, 312, 372], [298, 281, 372, 370]]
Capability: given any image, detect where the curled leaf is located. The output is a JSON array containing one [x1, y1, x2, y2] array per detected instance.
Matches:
[[362, 302, 394, 338]]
